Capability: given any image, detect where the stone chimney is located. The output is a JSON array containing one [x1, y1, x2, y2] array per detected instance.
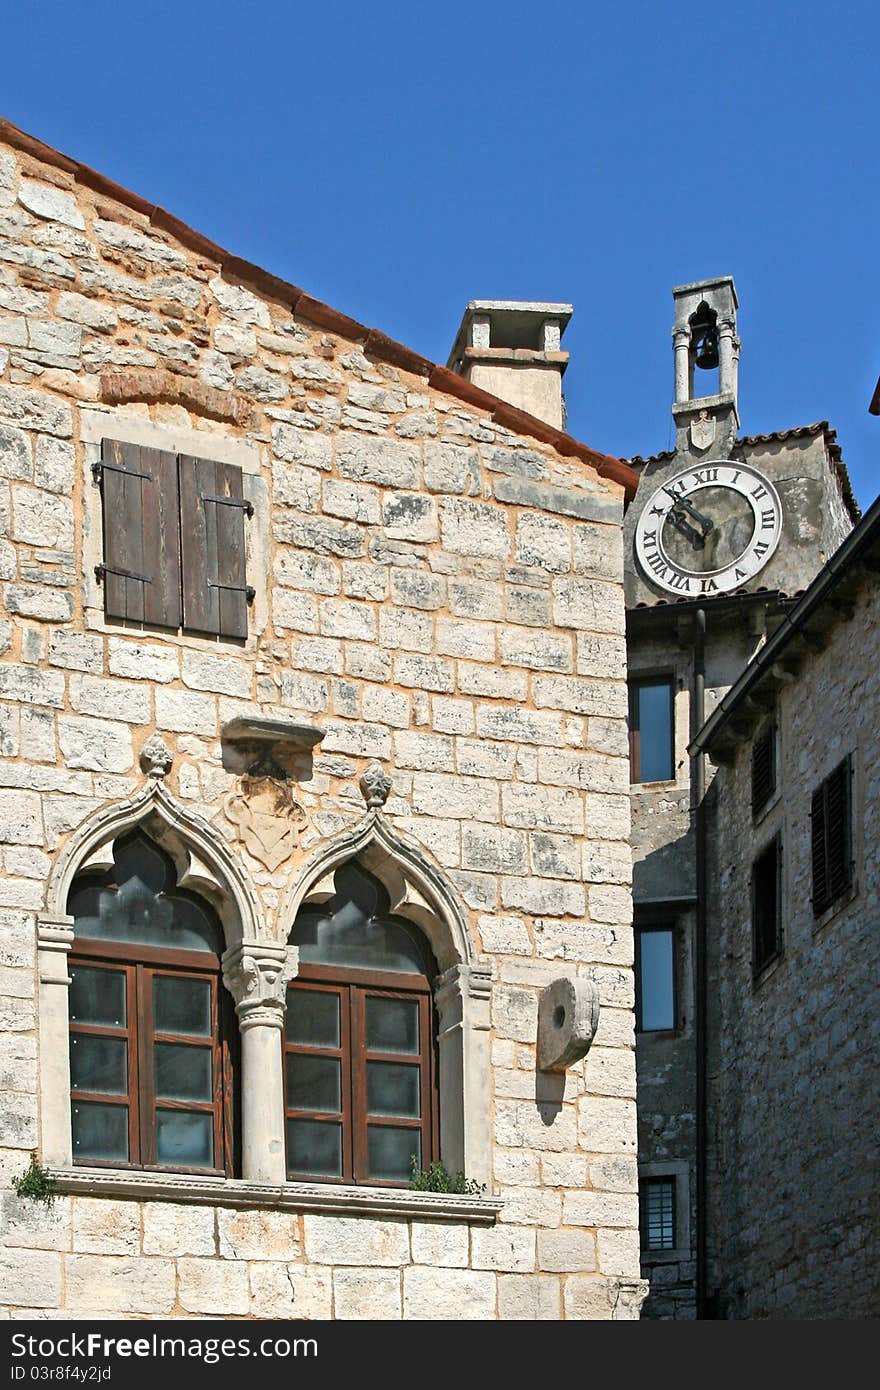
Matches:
[[448, 300, 572, 430]]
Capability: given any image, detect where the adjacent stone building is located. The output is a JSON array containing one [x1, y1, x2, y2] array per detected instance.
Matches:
[[694, 496, 880, 1318], [0, 120, 647, 1320]]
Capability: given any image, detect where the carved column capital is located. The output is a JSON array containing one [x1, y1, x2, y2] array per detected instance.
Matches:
[[37, 915, 75, 985], [221, 942, 297, 1031]]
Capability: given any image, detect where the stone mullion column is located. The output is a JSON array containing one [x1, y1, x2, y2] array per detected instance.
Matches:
[[222, 943, 297, 1185], [718, 317, 738, 400], [435, 962, 493, 1187], [673, 327, 691, 403], [37, 915, 76, 1167]]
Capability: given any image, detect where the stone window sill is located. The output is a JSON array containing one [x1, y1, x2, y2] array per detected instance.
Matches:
[[641, 1247, 690, 1266], [48, 1167, 502, 1225]]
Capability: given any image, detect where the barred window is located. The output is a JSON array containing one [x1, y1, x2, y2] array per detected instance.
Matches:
[[811, 757, 853, 916], [640, 1177, 676, 1252]]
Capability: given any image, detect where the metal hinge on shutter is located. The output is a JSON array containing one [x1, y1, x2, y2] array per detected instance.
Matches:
[[208, 578, 256, 602], [92, 459, 152, 483], [201, 493, 254, 518], [95, 563, 153, 584]]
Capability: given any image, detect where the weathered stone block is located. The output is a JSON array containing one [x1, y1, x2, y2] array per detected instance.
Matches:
[[142, 1202, 216, 1257], [0, 1248, 61, 1309], [409, 1222, 469, 1268], [178, 1257, 250, 1315], [499, 626, 572, 673], [498, 1273, 560, 1318], [218, 1208, 300, 1260], [302, 1215, 410, 1267], [333, 1267, 402, 1320], [249, 1262, 332, 1319], [394, 654, 454, 693], [69, 674, 151, 724], [64, 1255, 174, 1314], [471, 1224, 536, 1272], [440, 498, 510, 557], [155, 689, 217, 737], [336, 433, 420, 489], [72, 1198, 140, 1255], [107, 638, 178, 683], [403, 1266, 496, 1319], [59, 715, 133, 772]]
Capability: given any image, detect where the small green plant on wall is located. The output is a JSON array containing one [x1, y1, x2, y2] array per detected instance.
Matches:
[[410, 1155, 486, 1196], [13, 1154, 56, 1207]]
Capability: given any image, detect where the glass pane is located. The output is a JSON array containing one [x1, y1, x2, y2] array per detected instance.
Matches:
[[155, 1110, 214, 1167], [68, 832, 222, 953], [638, 930, 674, 1031], [286, 1054, 341, 1113], [292, 861, 433, 974], [70, 1035, 127, 1095], [153, 976, 211, 1036], [641, 1178, 676, 1251], [365, 996, 419, 1054], [69, 966, 126, 1027], [155, 1043, 212, 1102], [287, 1119, 342, 1177], [71, 1101, 128, 1161], [636, 681, 673, 782], [285, 989, 340, 1047], [367, 1061, 420, 1118], [367, 1126, 421, 1183]]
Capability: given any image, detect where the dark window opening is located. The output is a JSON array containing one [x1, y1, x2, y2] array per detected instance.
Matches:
[[635, 926, 676, 1032], [811, 756, 853, 916], [629, 678, 674, 783], [640, 1177, 676, 1252], [752, 835, 782, 974]]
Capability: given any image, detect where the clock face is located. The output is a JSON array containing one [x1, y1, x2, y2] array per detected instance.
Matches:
[[634, 461, 783, 597]]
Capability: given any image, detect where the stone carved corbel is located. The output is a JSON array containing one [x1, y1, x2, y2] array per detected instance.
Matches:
[[139, 734, 173, 779], [537, 976, 600, 1072], [359, 761, 393, 809]]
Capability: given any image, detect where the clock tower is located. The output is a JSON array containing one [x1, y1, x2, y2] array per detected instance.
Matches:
[[670, 275, 740, 459]]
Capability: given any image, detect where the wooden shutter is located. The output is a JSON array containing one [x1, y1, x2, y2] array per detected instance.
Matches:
[[811, 757, 853, 915], [179, 455, 251, 639], [751, 722, 776, 816], [98, 440, 181, 627]]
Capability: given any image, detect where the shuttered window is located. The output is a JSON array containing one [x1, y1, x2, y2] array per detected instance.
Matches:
[[811, 756, 853, 916], [95, 440, 252, 639], [751, 720, 777, 817], [752, 834, 782, 974]]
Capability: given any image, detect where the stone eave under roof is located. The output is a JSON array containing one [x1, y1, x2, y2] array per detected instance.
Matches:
[[690, 491, 880, 762], [0, 117, 638, 500], [627, 421, 860, 523]]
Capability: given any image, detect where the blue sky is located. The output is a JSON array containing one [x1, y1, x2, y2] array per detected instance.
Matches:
[[3, 1, 877, 504]]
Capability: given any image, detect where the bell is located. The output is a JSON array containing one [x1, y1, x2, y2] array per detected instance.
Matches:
[[693, 324, 719, 371]]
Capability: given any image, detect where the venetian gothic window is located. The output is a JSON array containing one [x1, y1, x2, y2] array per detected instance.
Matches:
[[286, 860, 439, 1187], [66, 831, 238, 1176]]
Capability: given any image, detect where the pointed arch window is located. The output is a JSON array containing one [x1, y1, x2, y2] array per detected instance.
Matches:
[[286, 860, 439, 1187], [67, 831, 238, 1175]]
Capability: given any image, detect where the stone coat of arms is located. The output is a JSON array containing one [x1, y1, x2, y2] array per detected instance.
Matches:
[[224, 776, 307, 871], [690, 410, 716, 452]]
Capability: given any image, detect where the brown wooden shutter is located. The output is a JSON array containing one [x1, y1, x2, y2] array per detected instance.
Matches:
[[179, 455, 251, 639], [98, 440, 181, 627]]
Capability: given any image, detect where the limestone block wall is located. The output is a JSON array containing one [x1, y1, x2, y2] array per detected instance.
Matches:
[[0, 134, 646, 1319], [706, 577, 880, 1318]]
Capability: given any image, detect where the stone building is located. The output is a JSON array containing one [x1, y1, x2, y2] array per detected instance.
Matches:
[[0, 120, 648, 1321], [620, 277, 862, 1317], [692, 495, 880, 1319]]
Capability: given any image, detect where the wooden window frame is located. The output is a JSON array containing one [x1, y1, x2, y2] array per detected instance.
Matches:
[[69, 936, 236, 1177], [751, 834, 782, 977], [628, 676, 675, 784], [634, 922, 679, 1035], [285, 963, 439, 1188]]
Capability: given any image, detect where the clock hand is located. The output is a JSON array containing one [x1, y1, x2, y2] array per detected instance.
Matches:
[[674, 497, 715, 537], [667, 508, 705, 551]]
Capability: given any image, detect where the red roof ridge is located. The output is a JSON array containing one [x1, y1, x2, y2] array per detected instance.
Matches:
[[0, 117, 637, 500]]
